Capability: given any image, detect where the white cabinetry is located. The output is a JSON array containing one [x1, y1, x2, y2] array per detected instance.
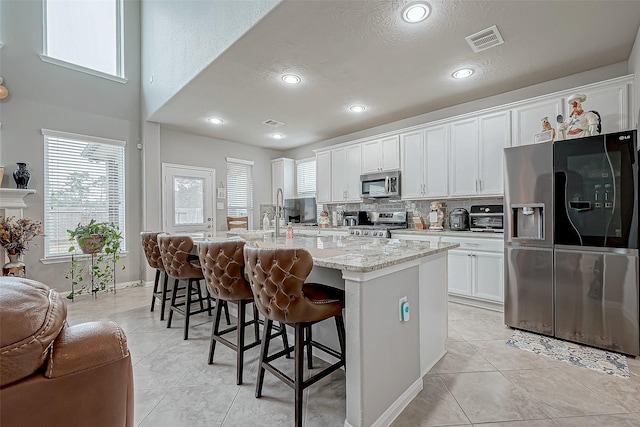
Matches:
[[316, 151, 332, 204], [440, 236, 504, 311], [271, 158, 295, 204], [331, 144, 362, 202], [449, 111, 510, 197], [512, 99, 563, 146], [362, 135, 400, 173], [401, 126, 448, 199]]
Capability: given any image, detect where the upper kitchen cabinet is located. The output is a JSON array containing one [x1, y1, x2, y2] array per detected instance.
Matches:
[[558, 81, 631, 137], [316, 151, 332, 204], [401, 126, 448, 200], [449, 111, 510, 197], [362, 135, 400, 173], [512, 99, 563, 146], [272, 157, 295, 204], [331, 144, 362, 202]]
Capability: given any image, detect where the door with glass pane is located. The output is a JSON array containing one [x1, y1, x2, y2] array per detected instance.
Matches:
[[162, 164, 215, 237]]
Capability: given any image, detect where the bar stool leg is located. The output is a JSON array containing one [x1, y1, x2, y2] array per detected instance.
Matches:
[[281, 322, 291, 359], [294, 323, 305, 427], [184, 279, 193, 340], [197, 281, 205, 312], [256, 319, 273, 398], [160, 271, 169, 321], [224, 301, 231, 325], [306, 325, 313, 369], [208, 298, 224, 364], [167, 278, 179, 328], [206, 289, 212, 316], [237, 300, 247, 385], [150, 269, 160, 312]]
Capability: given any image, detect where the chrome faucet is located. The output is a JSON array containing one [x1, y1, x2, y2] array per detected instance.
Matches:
[[275, 187, 284, 237]]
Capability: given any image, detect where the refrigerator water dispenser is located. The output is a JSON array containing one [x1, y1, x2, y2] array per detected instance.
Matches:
[[512, 204, 544, 240]]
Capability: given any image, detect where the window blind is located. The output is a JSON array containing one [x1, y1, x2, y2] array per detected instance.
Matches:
[[227, 158, 253, 227], [43, 130, 126, 257], [296, 158, 316, 198]]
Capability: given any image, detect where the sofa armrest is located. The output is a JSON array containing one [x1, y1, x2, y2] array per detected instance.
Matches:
[[46, 321, 129, 378]]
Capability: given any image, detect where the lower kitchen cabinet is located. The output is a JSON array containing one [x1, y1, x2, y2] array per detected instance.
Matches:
[[441, 236, 504, 311]]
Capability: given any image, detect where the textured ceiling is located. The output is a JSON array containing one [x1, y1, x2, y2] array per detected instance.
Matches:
[[148, 0, 640, 150]]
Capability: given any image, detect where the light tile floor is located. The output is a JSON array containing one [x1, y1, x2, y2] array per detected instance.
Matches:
[[65, 285, 640, 427]]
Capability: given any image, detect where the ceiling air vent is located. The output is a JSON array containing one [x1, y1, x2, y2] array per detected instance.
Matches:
[[262, 119, 284, 128], [465, 25, 504, 53]]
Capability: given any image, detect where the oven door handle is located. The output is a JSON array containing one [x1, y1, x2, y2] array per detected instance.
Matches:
[[385, 176, 390, 194]]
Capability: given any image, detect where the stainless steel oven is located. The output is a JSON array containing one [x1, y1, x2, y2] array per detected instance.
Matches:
[[469, 205, 503, 232]]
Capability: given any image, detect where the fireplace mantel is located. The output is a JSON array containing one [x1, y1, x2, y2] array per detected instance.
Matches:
[[0, 188, 36, 210]]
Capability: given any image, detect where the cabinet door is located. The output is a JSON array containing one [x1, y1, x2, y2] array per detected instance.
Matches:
[[512, 99, 562, 146], [272, 160, 284, 205], [381, 135, 400, 171], [449, 118, 478, 197], [400, 130, 425, 199], [316, 151, 332, 203], [424, 125, 448, 198], [331, 148, 347, 202], [345, 144, 362, 202], [448, 250, 472, 296], [361, 140, 382, 173], [478, 111, 510, 196], [473, 251, 504, 302], [271, 158, 295, 204]]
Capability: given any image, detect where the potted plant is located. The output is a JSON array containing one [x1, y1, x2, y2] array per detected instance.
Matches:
[[66, 220, 124, 299]]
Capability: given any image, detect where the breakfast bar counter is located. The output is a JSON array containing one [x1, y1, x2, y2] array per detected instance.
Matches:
[[228, 234, 457, 427]]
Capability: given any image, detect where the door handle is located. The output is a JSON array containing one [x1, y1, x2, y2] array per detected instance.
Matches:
[[385, 176, 390, 194]]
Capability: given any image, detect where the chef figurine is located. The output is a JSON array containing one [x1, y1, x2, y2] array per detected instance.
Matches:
[[557, 93, 601, 140], [428, 201, 444, 230]]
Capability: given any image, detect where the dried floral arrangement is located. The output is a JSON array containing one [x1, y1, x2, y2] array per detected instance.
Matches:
[[0, 216, 44, 255]]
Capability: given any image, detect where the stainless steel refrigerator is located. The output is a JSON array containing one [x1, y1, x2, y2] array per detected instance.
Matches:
[[504, 130, 640, 356]]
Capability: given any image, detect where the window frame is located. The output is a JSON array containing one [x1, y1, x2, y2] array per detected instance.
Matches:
[[40, 0, 127, 83], [41, 128, 126, 260]]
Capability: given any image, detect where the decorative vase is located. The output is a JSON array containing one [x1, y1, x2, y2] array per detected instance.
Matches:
[[13, 162, 31, 189], [3, 251, 26, 277]]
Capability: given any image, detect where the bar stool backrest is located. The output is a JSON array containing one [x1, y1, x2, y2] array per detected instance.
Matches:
[[198, 241, 253, 301], [157, 234, 202, 279], [245, 245, 332, 324], [141, 232, 164, 270]]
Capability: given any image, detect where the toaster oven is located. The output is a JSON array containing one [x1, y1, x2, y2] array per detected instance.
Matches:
[[469, 205, 504, 232]]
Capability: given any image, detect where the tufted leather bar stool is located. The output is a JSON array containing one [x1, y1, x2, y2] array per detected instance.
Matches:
[[198, 241, 289, 385], [244, 245, 346, 427], [141, 232, 171, 320], [158, 234, 212, 340]]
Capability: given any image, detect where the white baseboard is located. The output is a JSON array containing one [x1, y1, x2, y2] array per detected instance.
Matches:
[[368, 377, 423, 427]]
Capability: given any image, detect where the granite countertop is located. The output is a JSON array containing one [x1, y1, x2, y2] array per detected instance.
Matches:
[[392, 229, 504, 239], [234, 234, 458, 273]]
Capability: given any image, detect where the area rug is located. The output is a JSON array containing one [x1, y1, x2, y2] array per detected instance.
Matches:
[[506, 330, 630, 379]]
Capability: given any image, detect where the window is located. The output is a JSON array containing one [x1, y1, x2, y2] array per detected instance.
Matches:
[[296, 158, 316, 198], [227, 158, 254, 228], [42, 0, 124, 80], [43, 129, 126, 257]]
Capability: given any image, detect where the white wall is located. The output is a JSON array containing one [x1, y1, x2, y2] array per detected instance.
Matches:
[[141, 0, 280, 118], [0, 0, 142, 291], [629, 23, 640, 128], [157, 126, 283, 231], [284, 62, 630, 160]]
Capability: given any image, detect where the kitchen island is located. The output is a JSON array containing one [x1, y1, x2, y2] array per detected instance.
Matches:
[[232, 233, 458, 427]]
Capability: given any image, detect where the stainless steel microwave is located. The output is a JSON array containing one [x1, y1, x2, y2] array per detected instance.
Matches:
[[360, 171, 400, 198]]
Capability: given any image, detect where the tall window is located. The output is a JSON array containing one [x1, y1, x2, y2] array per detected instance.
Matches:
[[227, 158, 254, 227], [43, 129, 126, 257], [43, 0, 123, 78], [296, 158, 316, 198]]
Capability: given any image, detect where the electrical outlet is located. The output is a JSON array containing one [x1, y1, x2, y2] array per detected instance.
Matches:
[[399, 296, 409, 322]]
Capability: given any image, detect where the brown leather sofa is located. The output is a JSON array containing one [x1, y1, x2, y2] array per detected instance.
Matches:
[[0, 277, 134, 427]]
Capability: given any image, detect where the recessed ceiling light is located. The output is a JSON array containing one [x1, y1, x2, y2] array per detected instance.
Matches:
[[402, 2, 430, 23], [349, 105, 366, 113], [282, 74, 301, 84], [271, 133, 285, 139], [452, 68, 474, 79], [208, 117, 224, 124]]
